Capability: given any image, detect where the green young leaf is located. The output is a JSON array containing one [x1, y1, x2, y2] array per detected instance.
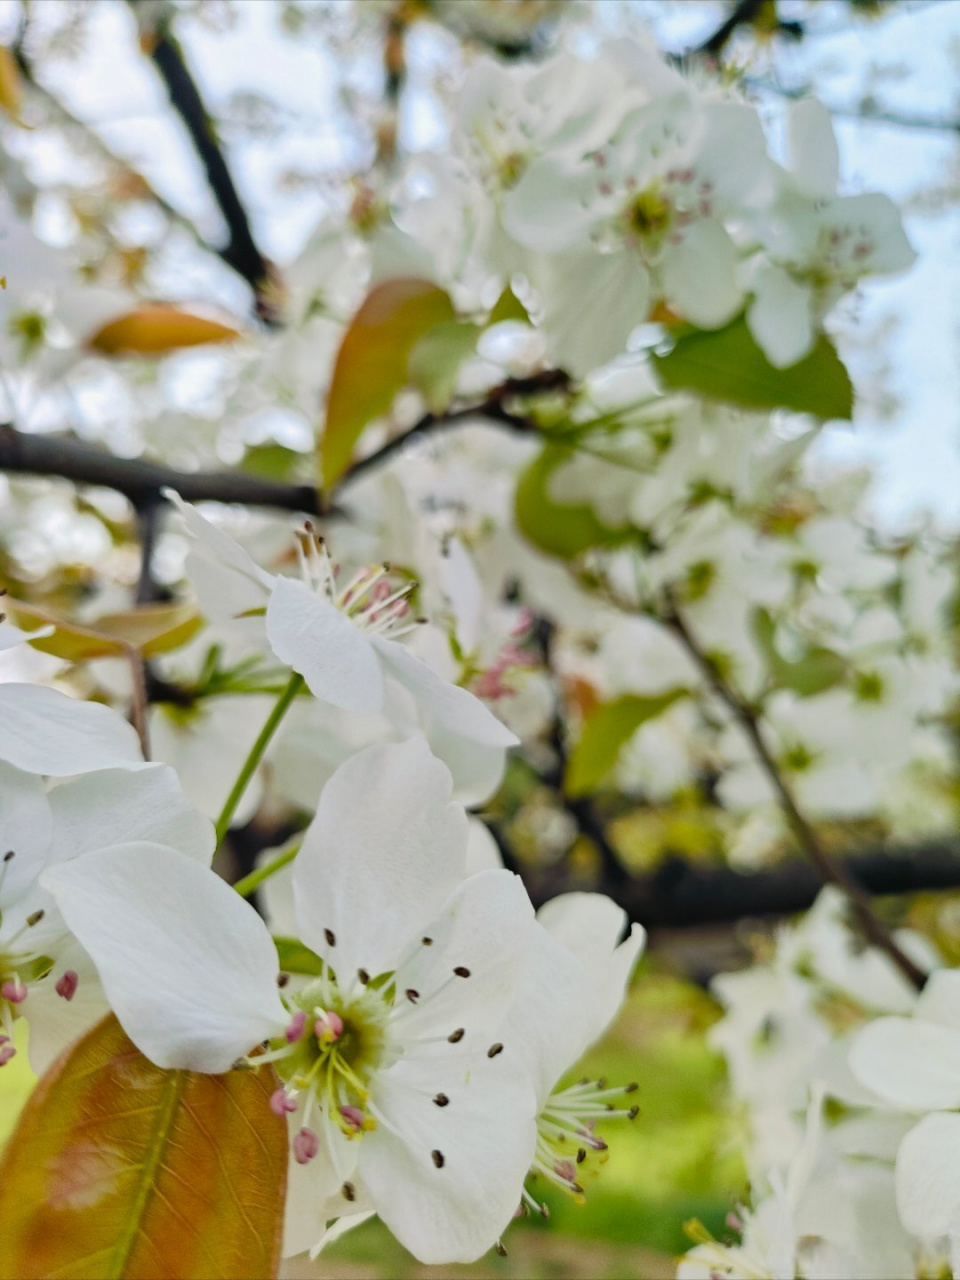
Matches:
[[0, 1014, 287, 1280], [321, 278, 456, 488], [408, 320, 482, 413], [752, 608, 848, 697], [515, 443, 635, 560], [487, 284, 531, 327], [652, 317, 854, 421], [566, 689, 688, 797], [274, 934, 325, 975]]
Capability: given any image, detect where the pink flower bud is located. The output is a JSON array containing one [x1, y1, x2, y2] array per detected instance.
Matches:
[[0, 1045, 15, 1066], [315, 1010, 343, 1042], [2, 979, 27, 1004]]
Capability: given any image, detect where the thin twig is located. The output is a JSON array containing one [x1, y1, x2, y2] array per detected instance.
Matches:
[[124, 642, 151, 760], [134, 499, 165, 605], [662, 600, 927, 989], [133, 4, 274, 311]]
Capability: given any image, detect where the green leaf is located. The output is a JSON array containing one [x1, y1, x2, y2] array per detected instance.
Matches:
[[240, 443, 305, 482], [515, 443, 635, 560], [487, 284, 530, 327], [652, 317, 854, 421], [321, 278, 456, 488], [408, 320, 481, 413], [752, 608, 848, 697], [566, 690, 687, 797], [274, 935, 325, 975], [0, 1014, 287, 1280]]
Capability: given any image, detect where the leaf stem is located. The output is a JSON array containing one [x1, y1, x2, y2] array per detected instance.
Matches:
[[662, 599, 927, 991], [233, 843, 300, 899], [215, 672, 303, 847]]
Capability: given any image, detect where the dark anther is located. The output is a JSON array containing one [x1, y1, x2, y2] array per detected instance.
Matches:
[[26, 910, 44, 927], [358, 969, 370, 984], [342, 1182, 356, 1202], [453, 966, 471, 978], [405, 988, 420, 1004], [422, 936, 433, 946], [3, 851, 14, 863], [277, 973, 290, 988], [433, 1093, 450, 1107], [625, 1082, 638, 1093], [487, 1042, 504, 1059], [431, 1149, 445, 1168], [628, 1104, 640, 1120], [495, 1241, 508, 1257], [447, 1028, 465, 1043], [324, 928, 336, 947], [576, 1148, 587, 1164]]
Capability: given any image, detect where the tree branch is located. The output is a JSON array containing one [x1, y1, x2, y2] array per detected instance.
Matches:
[[661, 601, 927, 988], [0, 374, 565, 513], [0, 422, 325, 514], [520, 837, 960, 934], [132, 4, 274, 312], [688, 0, 802, 60], [746, 75, 960, 135]]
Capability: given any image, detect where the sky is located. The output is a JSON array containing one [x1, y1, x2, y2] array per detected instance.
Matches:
[[2, 0, 958, 530]]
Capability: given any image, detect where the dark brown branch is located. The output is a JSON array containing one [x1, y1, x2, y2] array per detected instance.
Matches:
[[132, 5, 273, 311], [520, 837, 960, 935], [0, 423, 324, 515], [689, 0, 803, 59], [662, 602, 927, 988], [746, 75, 960, 135], [0, 374, 565, 513]]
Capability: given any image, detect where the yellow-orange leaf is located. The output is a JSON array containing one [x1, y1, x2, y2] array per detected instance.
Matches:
[[5, 599, 201, 661], [0, 1014, 287, 1280], [89, 305, 241, 356], [0, 47, 22, 120], [321, 277, 455, 488]]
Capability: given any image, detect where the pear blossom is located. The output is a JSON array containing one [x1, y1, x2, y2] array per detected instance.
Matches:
[[166, 493, 518, 803], [0, 759, 213, 1072], [746, 100, 916, 368], [847, 969, 960, 1246], [504, 892, 645, 1214], [46, 738, 545, 1264]]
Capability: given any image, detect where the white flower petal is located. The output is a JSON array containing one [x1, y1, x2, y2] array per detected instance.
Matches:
[[393, 869, 536, 1043], [0, 622, 53, 653], [465, 820, 504, 875], [361, 1053, 537, 1263], [44, 843, 286, 1071], [0, 684, 145, 775], [21, 940, 109, 1075], [0, 762, 53, 905], [502, 158, 597, 253], [47, 765, 214, 866], [282, 1114, 361, 1258], [849, 1017, 960, 1111], [419, 722, 509, 806], [660, 219, 742, 329], [896, 1113, 960, 1240], [787, 99, 839, 198], [747, 265, 815, 368], [266, 577, 384, 715], [293, 739, 468, 980], [913, 969, 960, 1031], [165, 490, 274, 621], [535, 892, 644, 1052], [372, 637, 517, 748]]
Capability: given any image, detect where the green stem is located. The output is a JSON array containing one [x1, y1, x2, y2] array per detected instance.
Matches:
[[214, 672, 303, 846], [233, 843, 300, 899]]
